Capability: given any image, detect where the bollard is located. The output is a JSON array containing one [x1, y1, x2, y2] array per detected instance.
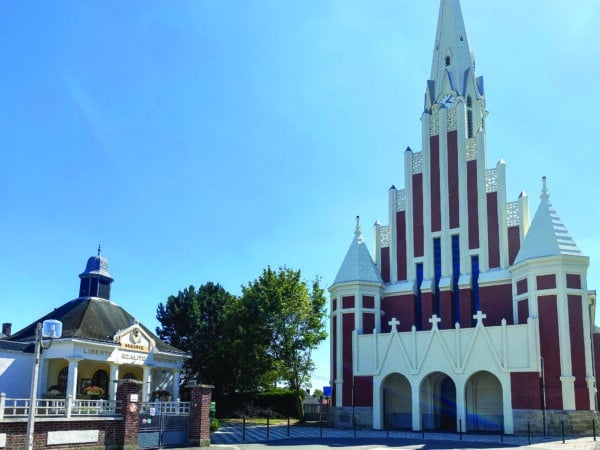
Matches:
[[287, 416, 290, 437], [320, 414, 323, 437], [421, 415, 425, 439], [243, 416, 246, 441], [593, 419, 596, 442], [561, 421, 565, 444], [459, 419, 462, 440], [501, 416, 504, 443], [267, 416, 270, 440], [528, 421, 531, 445]]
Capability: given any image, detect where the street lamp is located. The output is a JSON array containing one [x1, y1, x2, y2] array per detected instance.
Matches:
[[26, 319, 62, 450]]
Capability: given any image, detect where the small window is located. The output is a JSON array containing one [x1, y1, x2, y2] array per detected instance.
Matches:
[[445, 56, 451, 66]]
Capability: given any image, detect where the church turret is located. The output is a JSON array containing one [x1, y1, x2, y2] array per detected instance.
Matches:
[[510, 177, 593, 411], [78, 245, 114, 300], [329, 217, 383, 415]]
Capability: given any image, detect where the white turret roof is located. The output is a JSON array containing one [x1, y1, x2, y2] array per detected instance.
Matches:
[[332, 217, 383, 286], [513, 177, 582, 265]]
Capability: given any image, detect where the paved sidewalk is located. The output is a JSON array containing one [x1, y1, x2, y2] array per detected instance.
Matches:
[[208, 422, 600, 449]]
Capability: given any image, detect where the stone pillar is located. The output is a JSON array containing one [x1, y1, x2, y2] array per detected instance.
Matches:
[[142, 367, 152, 401], [66, 358, 79, 400], [188, 384, 214, 447], [172, 370, 181, 401], [108, 363, 120, 401], [115, 380, 142, 450]]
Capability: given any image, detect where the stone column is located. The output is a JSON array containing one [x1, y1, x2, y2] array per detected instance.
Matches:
[[142, 367, 152, 402], [66, 358, 79, 400], [188, 384, 214, 447], [115, 380, 142, 450], [108, 363, 120, 401], [172, 370, 181, 401]]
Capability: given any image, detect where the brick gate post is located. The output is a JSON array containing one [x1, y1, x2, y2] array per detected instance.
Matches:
[[188, 384, 214, 447], [115, 379, 142, 450]]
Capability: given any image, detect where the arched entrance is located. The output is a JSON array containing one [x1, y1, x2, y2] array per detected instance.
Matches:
[[420, 372, 456, 431], [381, 373, 412, 429], [465, 371, 503, 432]]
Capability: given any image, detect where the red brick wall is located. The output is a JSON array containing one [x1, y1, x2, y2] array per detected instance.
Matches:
[[0, 419, 124, 450], [381, 247, 390, 283], [396, 211, 407, 281], [458, 287, 472, 328], [381, 294, 415, 332], [189, 385, 213, 446], [430, 135, 441, 232], [594, 333, 600, 409], [413, 173, 424, 257], [363, 313, 375, 335], [447, 130, 459, 229], [539, 295, 562, 409], [486, 192, 500, 268], [508, 226, 520, 265], [479, 283, 512, 326], [342, 313, 355, 406], [536, 274, 556, 290], [568, 295, 589, 410], [353, 376, 373, 407], [566, 274, 581, 289], [421, 292, 434, 330], [516, 278, 528, 295], [517, 299, 528, 324], [467, 160, 479, 249], [440, 289, 453, 329], [511, 372, 542, 409]]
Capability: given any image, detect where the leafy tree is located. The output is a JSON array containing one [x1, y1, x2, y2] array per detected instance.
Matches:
[[155, 282, 236, 390], [238, 267, 327, 415], [312, 388, 324, 399]]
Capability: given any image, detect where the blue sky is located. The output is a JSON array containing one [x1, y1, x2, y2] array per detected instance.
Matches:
[[2, 1, 600, 392]]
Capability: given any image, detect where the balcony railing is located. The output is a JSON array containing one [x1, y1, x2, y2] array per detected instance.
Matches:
[[0, 393, 119, 419]]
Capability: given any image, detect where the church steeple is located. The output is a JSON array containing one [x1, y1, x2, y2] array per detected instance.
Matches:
[[429, 0, 475, 102]]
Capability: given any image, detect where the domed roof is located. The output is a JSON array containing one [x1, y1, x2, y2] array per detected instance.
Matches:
[[79, 245, 113, 281]]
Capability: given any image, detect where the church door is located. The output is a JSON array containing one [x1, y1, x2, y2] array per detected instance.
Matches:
[[420, 372, 457, 431], [465, 371, 503, 432], [382, 373, 412, 429]]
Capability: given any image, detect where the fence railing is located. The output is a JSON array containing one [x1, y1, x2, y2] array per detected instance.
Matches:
[[139, 400, 190, 415], [0, 393, 119, 419]]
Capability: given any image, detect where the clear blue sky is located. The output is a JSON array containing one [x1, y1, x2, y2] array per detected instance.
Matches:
[[2, 1, 599, 392]]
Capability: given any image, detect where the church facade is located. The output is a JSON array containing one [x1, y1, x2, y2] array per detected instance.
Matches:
[[330, 0, 598, 434], [0, 248, 189, 403]]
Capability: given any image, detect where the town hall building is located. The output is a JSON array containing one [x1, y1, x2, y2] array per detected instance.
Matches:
[[329, 0, 598, 434], [0, 248, 189, 403]]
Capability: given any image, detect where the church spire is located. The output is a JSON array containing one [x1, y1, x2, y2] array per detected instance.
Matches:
[[430, 0, 474, 100]]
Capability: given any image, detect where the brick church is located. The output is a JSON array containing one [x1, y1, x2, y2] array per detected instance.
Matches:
[[329, 0, 598, 434]]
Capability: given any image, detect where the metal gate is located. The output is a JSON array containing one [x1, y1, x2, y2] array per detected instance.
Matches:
[[138, 401, 190, 449]]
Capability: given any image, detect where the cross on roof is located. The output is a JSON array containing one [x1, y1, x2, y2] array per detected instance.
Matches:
[[429, 315, 441, 329], [473, 310, 487, 324], [388, 318, 400, 333]]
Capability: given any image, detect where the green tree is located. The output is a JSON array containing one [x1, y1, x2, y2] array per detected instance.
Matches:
[[239, 267, 327, 414], [155, 282, 236, 390]]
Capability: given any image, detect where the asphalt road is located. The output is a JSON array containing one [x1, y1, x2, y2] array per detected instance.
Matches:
[[208, 436, 518, 450]]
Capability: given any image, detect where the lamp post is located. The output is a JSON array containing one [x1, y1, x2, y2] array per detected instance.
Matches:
[[26, 320, 62, 450]]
